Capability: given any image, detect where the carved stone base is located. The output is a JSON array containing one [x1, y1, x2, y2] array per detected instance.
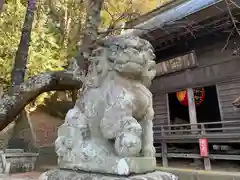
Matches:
[[39, 169, 178, 180], [58, 157, 156, 175]]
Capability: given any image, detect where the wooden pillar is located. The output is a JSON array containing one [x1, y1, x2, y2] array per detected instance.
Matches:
[[187, 88, 198, 133], [161, 126, 168, 167], [200, 124, 211, 170]]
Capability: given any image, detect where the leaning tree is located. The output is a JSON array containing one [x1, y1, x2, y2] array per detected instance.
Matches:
[[0, 0, 105, 130]]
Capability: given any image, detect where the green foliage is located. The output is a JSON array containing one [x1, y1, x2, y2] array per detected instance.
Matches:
[[0, 0, 170, 109], [0, 0, 64, 89], [46, 0, 87, 59], [0, 0, 23, 85], [27, 29, 64, 77], [100, 0, 159, 32]]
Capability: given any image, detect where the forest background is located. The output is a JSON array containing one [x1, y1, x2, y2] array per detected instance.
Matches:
[[0, 0, 169, 118]]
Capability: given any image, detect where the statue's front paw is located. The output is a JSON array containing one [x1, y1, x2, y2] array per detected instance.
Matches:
[[142, 145, 155, 157], [115, 132, 142, 157]]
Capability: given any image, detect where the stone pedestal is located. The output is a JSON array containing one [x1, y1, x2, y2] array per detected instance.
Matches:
[[39, 169, 178, 180], [58, 157, 156, 175]]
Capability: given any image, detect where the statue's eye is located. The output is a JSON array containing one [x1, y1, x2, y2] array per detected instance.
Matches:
[[113, 44, 120, 51]]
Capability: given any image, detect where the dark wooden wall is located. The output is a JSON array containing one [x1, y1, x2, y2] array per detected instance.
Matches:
[[217, 79, 240, 123], [152, 93, 169, 127], [151, 37, 240, 126], [151, 38, 240, 94]]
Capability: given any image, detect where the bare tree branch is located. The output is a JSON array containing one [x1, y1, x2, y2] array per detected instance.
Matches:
[[222, 28, 235, 52], [229, 0, 240, 9], [76, 0, 104, 73], [225, 0, 240, 36], [101, 0, 141, 37]]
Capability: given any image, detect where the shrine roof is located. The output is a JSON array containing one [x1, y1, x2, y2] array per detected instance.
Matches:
[[123, 0, 240, 50], [124, 0, 222, 36]]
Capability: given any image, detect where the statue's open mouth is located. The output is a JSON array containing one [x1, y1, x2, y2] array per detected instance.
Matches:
[[122, 58, 155, 73], [147, 60, 156, 72]]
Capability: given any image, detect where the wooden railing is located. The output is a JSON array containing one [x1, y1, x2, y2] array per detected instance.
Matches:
[[154, 120, 240, 142], [153, 120, 240, 170]]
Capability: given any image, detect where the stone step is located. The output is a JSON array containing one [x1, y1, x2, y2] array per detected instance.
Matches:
[[4, 152, 38, 157], [4, 149, 24, 153], [1, 152, 39, 174]]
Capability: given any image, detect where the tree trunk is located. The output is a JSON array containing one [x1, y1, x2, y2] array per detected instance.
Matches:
[[0, 70, 82, 131], [71, 89, 78, 104], [76, 0, 104, 72], [9, 0, 36, 150], [0, 0, 4, 14], [11, 0, 36, 88]]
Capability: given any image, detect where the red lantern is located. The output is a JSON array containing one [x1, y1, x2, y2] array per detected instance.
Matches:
[[176, 88, 205, 106]]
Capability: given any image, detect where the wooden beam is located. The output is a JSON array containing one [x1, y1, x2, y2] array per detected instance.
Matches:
[[166, 94, 171, 126], [155, 51, 198, 76], [155, 153, 240, 161], [187, 88, 198, 133], [151, 58, 240, 94], [155, 133, 240, 140]]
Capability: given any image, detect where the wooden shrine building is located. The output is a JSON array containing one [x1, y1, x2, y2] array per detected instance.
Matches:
[[124, 0, 240, 170]]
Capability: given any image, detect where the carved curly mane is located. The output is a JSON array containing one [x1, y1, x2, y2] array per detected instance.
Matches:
[[84, 35, 156, 88]]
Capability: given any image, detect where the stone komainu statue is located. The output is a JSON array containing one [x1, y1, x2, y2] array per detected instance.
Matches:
[[55, 35, 157, 175]]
